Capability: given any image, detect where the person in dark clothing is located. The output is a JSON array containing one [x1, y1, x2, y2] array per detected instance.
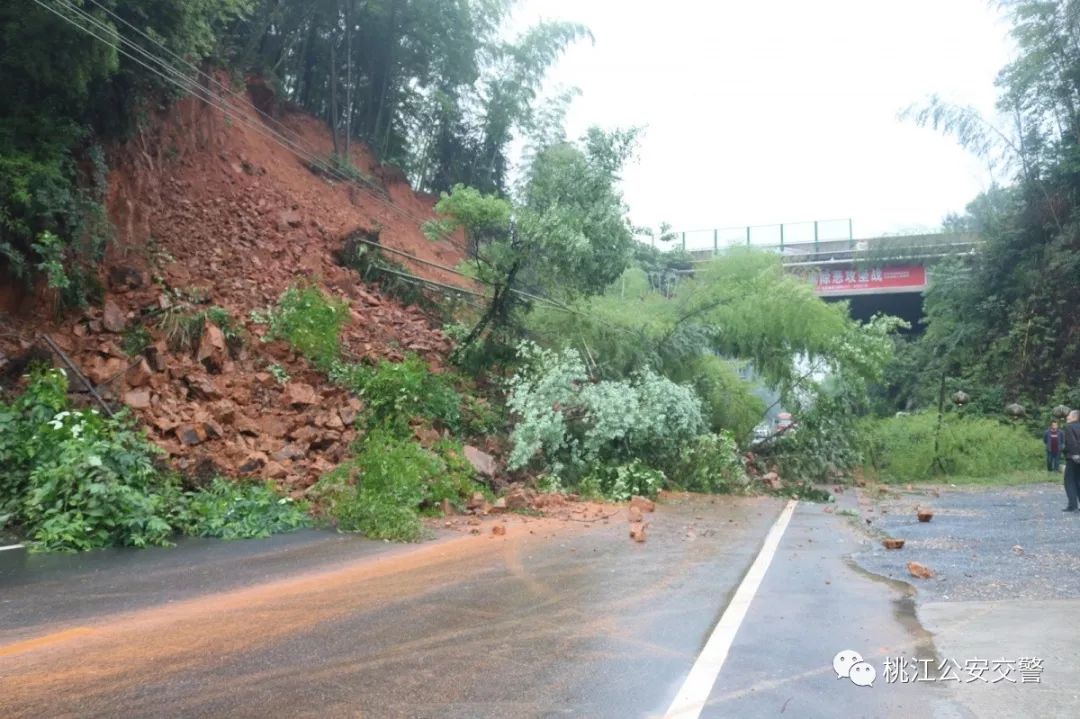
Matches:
[[1045, 421, 1064, 472], [1062, 411, 1080, 512]]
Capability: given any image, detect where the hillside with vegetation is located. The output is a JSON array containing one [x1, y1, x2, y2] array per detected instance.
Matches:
[[852, 1, 1080, 483], [0, 0, 941, 552]]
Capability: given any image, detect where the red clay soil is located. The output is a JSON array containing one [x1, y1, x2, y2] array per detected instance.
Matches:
[[0, 79, 475, 489]]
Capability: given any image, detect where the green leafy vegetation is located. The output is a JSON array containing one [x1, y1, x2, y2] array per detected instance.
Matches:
[[578, 460, 664, 502], [122, 323, 153, 357], [267, 362, 290, 386], [428, 128, 639, 358], [267, 285, 347, 368], [0, 367, 180, 551], [670, 433, 748, 494], [505, 341, 706, 483], [179, 479, 310, 540], [313, 430, 481, 542], [877, 1, 1080, 426], [0, 367, 314, 552], [335, 355, 463, 435], [861, 413, 1042, 482]]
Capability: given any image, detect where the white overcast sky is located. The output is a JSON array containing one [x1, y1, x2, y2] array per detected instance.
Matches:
[[510, 0, 1014, 242]]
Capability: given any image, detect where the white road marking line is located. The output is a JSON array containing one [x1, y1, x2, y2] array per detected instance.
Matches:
[[0, 544, 25, 552], [663, 499, 798, 719]]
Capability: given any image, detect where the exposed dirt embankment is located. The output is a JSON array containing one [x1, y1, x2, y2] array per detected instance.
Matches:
[[0, 79, 471, 488]]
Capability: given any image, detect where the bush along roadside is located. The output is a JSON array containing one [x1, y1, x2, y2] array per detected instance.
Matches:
[[860, 411, 1043, 482], [0, 367, 310, 552], [504, 342, 751, 500], [312, 430, 485, 542], [261, 283, 494, 541]]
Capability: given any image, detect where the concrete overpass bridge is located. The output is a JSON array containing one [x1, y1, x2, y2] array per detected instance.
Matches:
[[673, 219, 981, 328]]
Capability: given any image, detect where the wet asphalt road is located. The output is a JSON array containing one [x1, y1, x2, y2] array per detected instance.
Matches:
[[850, 480, 1080, 717], [853, 480, 1080, 602], [1, 496, 784, 718], [2, 484, 1074, 718], [701, 499, 969, 719]]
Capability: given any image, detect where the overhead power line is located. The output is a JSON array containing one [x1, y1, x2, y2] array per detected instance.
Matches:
[[47, 0, 448, 238]]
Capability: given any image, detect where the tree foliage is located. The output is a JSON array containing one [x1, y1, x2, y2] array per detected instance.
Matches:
[[1, 0, 252, 303], [237, 0, 587, 193], [429, 127, 638, 355], [526, 249, 895, 443], [890, 0, 1080, 418]]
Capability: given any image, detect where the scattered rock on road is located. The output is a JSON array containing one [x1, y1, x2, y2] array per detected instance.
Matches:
[[629, 496, 655, 513], [907, 560, 935, 579]]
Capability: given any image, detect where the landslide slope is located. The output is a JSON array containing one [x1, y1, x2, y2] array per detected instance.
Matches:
[[0, 81, 471, 488]]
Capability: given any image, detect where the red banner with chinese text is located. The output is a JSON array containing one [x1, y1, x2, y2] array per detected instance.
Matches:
[[812, 265, 927, 294]]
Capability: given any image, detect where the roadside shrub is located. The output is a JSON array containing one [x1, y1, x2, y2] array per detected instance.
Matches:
[[427, 439, 483, 512], [344, 493, 425, 542], [180, 479, 310, 540], [670, 432, 748, 493], [268, 285, 347, 367], [506, 342, 705, 481], [0, 368, 317, 551], [755, 386, 868, 483], [862, 412, 1043, 481], [331, 354, 462, 435], [313, 430, 480, 541], [0, 367, 181, 551], [579, 460, 664, 501]]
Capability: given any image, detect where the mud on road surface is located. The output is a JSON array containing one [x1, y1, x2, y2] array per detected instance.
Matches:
[[0, 495, 784, 719]]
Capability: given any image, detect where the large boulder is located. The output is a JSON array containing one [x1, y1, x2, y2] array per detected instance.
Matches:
[[464, 445, 497, 477]]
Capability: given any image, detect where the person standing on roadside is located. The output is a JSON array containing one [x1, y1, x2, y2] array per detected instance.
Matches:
[[1045, 420, 1064, 472], [1062, 410, 1080, 512]]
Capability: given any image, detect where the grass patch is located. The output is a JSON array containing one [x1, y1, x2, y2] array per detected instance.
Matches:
[[886, 469, 1053, 488], [862, 412, 1042, 482], [158, 301, 246, 357]]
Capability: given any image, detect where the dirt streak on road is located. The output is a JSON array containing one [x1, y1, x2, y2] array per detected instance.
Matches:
[[1, 496, 783, 719], [0, 516, 565, 711]]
